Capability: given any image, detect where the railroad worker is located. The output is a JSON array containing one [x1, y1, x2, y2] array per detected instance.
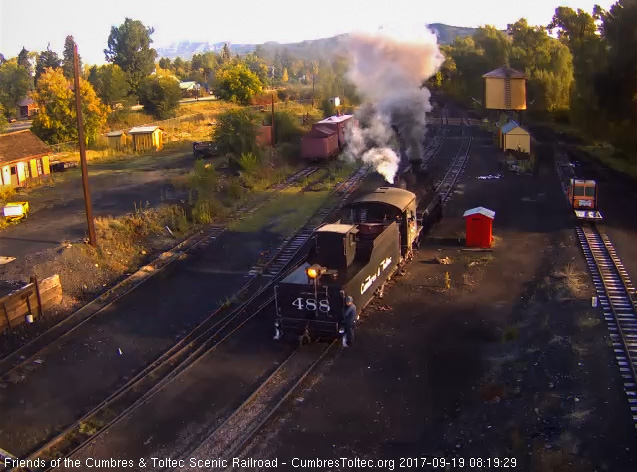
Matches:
[[342, 296, 357, 347]]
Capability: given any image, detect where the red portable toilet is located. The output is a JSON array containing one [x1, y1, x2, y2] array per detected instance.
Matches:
[[463, 207, 495, 248]]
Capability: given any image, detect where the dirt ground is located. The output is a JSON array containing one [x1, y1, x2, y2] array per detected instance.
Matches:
[[0, 147, 196, 260], [238, 129, 637, 471]]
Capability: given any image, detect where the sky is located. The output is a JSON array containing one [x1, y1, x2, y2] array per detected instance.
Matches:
[[0, 0, 617, 65]]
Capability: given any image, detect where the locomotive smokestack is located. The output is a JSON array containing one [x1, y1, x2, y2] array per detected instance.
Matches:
[[342, 26, 444, 183]]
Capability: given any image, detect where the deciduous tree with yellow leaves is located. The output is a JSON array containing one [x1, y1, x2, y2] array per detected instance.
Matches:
[[31, 68, 108, 145]]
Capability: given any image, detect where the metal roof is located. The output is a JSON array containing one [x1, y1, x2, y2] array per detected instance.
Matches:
[[482, 66, 527, 79], [316, 115, 353, 124], [350, 187, 416, 211], [17, 98, 36, 107], [106, 131, 126, 137], [128, 126, 162, 134], [179, 81, 198, 90], [463, 207, 495, 219], [307, 125, 336, 137], [500, 121, 528, 135], [317, 223, 357, 234]]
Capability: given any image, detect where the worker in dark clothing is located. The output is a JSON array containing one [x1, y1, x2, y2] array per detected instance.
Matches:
[[341, 296, 357, 347]]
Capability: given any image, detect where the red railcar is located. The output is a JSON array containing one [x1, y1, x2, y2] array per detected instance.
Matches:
[[301, 126, 339, 160]]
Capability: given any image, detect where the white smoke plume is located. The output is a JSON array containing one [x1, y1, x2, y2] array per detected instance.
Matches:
[[342, 26, 444, 184]]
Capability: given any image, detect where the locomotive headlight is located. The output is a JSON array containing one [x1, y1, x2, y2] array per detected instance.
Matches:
[[339, 327, 345, 334], [306, 264, 326, 279]]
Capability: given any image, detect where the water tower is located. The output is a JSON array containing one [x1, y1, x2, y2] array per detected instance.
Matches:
[[482, 66, 527, 125]]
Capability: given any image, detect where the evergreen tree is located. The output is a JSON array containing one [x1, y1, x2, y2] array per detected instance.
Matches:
[[35, 45, 62, 83], [220, 44, 231, 63], [62, 35, 81, 79], [17, 47, 32, 76], [104, 18, 157, 96]]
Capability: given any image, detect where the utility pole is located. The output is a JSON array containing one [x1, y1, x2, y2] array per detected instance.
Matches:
[[73, 44, 97, 246], [271, 94, 275, 148]]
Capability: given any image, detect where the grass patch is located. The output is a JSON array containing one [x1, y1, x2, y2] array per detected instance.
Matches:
[[229, 190, 331, 236], [501, 325, 519, 342], [551, 263, 587, 299], [578, 143, 637, 180]]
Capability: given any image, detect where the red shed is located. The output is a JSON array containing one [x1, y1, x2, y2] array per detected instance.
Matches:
[[301, 126, 339, 160], [463, 207, 495, 248]]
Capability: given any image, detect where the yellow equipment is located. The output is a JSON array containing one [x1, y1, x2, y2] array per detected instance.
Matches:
[[3, 202, 29, 221]]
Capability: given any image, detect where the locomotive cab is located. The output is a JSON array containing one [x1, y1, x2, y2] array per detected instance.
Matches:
[[568, 178, 602, 221], [273, 188, 418, 344]]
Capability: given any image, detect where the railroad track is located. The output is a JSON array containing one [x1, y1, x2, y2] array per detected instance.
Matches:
[[8, 165, 369, 472], [175, 124, 476, 469], [0, 166, 319, 382], [576, 225, 637, 429], [552, 143, 637, 431], [173, 342, 338, 472], [435, 132, 473, 204]]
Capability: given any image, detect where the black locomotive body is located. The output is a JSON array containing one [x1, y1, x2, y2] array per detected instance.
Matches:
[[274, 187, 420, 343]]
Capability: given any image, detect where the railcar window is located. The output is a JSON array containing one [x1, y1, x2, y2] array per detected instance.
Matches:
[[573, 186, 585, 196], [584, 187, 595, 197]]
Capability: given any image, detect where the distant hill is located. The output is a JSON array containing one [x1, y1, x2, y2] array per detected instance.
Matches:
[[427, 23, 477, 44], [155, 24, 478, 60]]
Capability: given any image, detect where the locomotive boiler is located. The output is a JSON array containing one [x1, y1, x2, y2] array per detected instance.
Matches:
[[273, 187, 420, 343]]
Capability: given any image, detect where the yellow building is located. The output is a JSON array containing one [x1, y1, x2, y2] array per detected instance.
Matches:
[[0, 130, 51, 187], [482, 66, 527, 110], [106, 130, 128, 150], [129, 126, 164, 151], [500, 121, 530, 154]]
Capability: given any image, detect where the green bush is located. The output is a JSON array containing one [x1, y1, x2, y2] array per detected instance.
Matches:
[[237, 152, 261, 174]]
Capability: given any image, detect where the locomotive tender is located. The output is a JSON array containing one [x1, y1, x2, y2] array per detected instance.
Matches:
[[273, 187, 424, 343]]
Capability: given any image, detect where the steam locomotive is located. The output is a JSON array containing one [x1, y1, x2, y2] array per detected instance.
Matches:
[[273, 185, 440, 344]]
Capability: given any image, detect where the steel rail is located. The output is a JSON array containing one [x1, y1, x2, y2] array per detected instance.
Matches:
[[576, 225, 637, 429], [0, 166, 320, 380], [9, 165, 369, 472]]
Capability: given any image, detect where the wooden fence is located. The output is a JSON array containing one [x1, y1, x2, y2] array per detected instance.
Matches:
[[0, 275, 62, 334]]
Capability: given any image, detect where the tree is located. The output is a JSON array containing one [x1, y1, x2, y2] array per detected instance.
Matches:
[[212, 109, 260, 158], [31, 68, 107, 144], [35, 45, 61, 83], [265, 110, 302, 144], [137, 75, 181, 119], [215, 62, 262, 104], [0, 105, 7, 133], [87, 64, 131, 106], [508, 19, 574, 111], [17, 47, 32, 77], [0, 54, 5, 65], [0, 61, 32, 116], [548, 7, 606, 127], [158, 57, 171, 69], [104, 18, 157, 95], [219, 44, 231, 63], [282, 67, 289, 83], [62, 35, 81, 79], [243, 53, 268, 85], [473, 26, 511, 70]]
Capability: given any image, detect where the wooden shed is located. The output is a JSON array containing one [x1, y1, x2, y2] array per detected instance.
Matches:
[[129, 126, 164, 151], [463, 207, 495, 248], [106, 131, 127, 150], [482, 66, 527, 111], [500, 121, 530, 154], [0, 130, 51, 187]]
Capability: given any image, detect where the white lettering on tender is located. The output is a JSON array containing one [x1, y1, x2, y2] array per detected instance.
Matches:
[[360, 257, 392, 295]]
